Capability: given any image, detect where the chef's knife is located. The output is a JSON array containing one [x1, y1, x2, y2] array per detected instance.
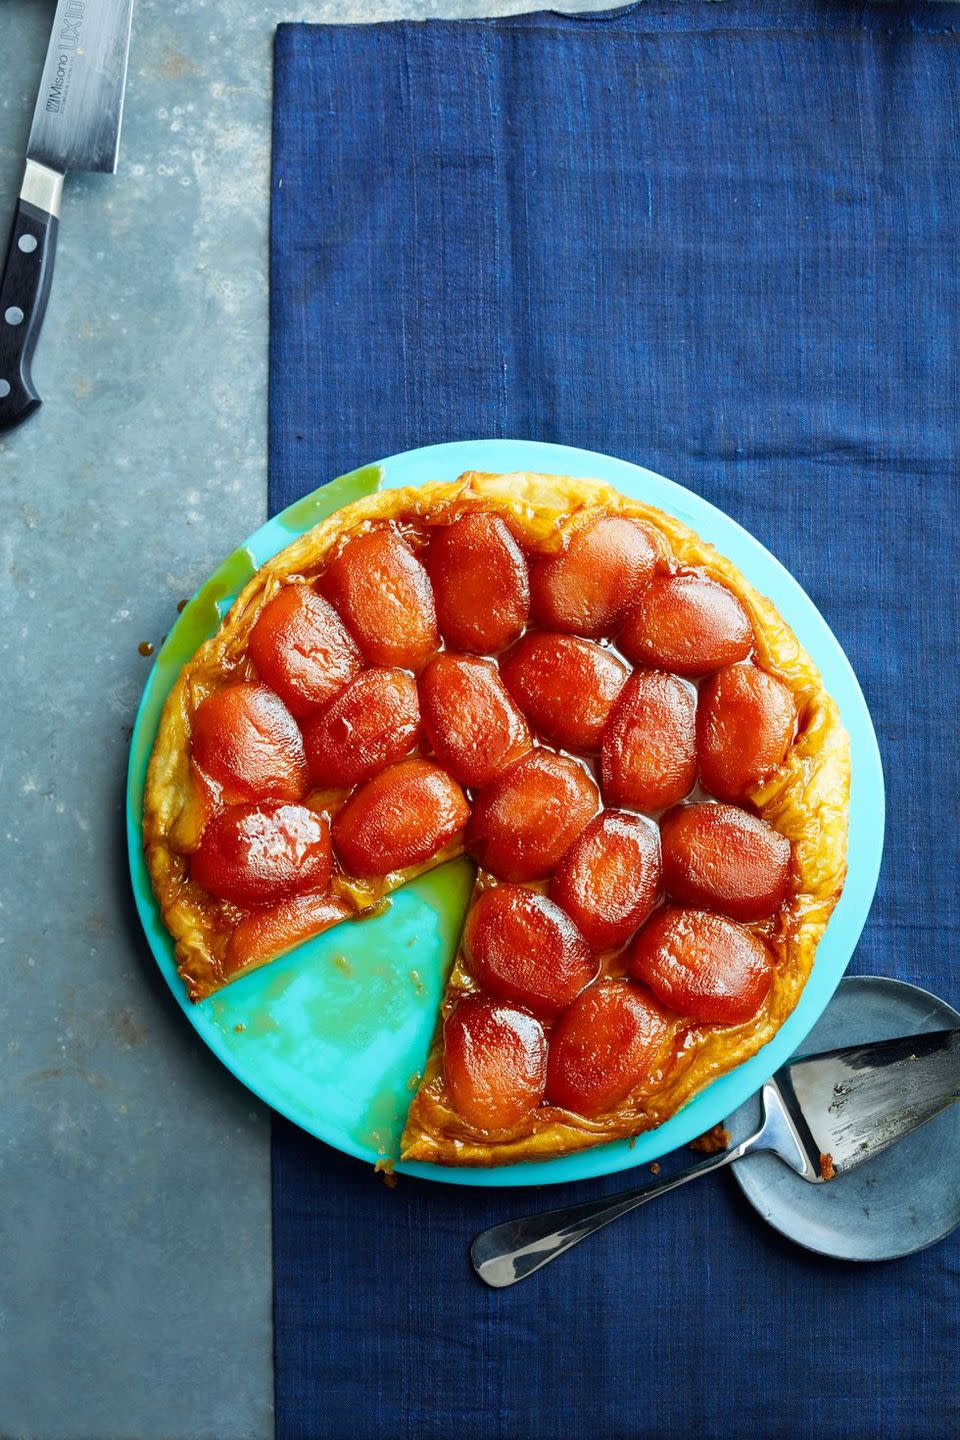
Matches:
[[472, 1026, 960, 1286], [0, 0, 134, 433]]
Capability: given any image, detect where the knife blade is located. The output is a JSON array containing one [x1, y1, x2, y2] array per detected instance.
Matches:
[[0, 0, 135, 433], [776, 1025, 960, 1180]]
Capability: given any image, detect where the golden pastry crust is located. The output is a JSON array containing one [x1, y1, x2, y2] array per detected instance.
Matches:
[[144, 471, 849, 1162]]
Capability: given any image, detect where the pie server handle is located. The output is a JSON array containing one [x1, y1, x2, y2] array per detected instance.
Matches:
[[470, 1135, 759, 1289], [0, 173, 62, 433]]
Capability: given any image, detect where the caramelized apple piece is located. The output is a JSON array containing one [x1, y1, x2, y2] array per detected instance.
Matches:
[[320, 524, 439, 670], [444, 996, 547, 1132], [463, 885, 596, 1018], [303, 668, 420, 789], [618, 573, 752, 677], [332, 758, 469, 877], [530, 515, 659, 637], [428, 511, 529, 653], [627, 907, 774, 1024], [248, 583, 363, 718], [499, 633, 628, 753], [419, 654, 531, 788], [697, 664, 795, 802], [467, 750, 599, 882], [600, 671, 696, 811], [545, 979, 671, 1116], [226, 892, 353, 975], [660, 803, 791, 921], [191, 683, 309, 802], [191, 801, 332, 908], [549, 810, 661, 950]]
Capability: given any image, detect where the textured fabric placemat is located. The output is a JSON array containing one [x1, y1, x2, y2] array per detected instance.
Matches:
[[269, 5, 960, 1437]]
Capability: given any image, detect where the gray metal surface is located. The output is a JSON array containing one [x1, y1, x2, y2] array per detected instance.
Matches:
[[0, 2, 614, 1437], [27, 0, 135, 174]]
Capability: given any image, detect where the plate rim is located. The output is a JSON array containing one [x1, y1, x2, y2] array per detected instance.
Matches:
[[730, 975, 960, 1261], [126, 437, 885, 1188]]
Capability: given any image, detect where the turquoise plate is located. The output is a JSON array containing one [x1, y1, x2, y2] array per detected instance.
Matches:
[[127, 439, 884, 1188]]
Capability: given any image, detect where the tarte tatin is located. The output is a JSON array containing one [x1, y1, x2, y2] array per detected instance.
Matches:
[[144, 471, 849, 1166]]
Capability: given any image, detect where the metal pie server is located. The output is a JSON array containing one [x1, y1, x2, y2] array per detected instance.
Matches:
[[0, 0, 135, 432], [471, 1026, 960, 1288]]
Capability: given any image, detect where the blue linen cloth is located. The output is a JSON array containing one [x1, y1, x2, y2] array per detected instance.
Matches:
[[269, 5, 960, 1437]]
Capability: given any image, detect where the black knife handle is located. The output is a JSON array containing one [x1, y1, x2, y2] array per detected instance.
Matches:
[[0, 196, 59, 433]]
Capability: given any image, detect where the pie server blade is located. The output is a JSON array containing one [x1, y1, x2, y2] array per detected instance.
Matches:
[[776, 1025, 960, 1179]]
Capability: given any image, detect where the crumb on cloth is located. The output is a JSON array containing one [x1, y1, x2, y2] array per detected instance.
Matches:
[[375, 1158, 398, 1189]]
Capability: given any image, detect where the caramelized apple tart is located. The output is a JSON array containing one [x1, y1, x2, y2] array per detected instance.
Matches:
[[144, 471, 849, 1165]]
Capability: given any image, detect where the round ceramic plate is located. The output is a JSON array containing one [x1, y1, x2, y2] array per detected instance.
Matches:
[[126, 438, 885, 1187], [729, 976, 960, 1259]]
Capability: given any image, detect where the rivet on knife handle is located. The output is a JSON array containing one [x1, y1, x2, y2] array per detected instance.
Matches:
[[0, 161, 64, 433]]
